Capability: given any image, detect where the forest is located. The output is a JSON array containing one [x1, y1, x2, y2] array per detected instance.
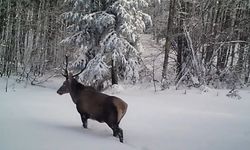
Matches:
[[1, 1, 250, 149], [0, 0, 250, 90]]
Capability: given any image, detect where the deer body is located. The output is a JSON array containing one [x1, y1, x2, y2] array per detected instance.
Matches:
[[57, 73, 127, 143]]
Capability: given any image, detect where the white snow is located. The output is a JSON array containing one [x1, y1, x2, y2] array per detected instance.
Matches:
[[1, 77, 250, 150]]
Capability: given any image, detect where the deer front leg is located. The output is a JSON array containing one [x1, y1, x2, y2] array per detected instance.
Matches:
[[80, 113, 89, 128]]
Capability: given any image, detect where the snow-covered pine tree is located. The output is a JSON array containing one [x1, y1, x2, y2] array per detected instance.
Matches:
[[61, 0, 151, 89]]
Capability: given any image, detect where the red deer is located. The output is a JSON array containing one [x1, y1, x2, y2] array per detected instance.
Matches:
[[57, 56, 128, 143]]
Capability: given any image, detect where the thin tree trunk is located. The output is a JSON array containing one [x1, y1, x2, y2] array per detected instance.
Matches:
[[111, 58, 118, 85], [246, 45, 250, 83], [161, 0, 176, 89]]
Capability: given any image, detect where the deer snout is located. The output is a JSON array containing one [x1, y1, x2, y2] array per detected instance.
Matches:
[[57, 89, 63, 95]]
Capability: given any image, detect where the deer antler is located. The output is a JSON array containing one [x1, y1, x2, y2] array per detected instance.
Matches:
[[61, 55, 87, 78], [62, 55, 69, 78], [72, 60, 88, 77]]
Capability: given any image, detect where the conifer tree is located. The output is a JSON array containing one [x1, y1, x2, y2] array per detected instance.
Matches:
[[62, 0, 152, 88]]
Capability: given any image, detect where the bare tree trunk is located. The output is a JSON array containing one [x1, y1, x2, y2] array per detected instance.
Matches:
[[246, 45, 250, 83], [176, 32, 184, 83], [161, 0, 176, 89], [235, 42, 245, 75], [111, 58, 118, 85], [2, 0, 12, 76]]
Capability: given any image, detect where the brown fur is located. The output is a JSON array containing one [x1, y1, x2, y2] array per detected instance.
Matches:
[[76, 90, 110, 120], [57, 75, 128, 142], [112, 97, 128, 123]]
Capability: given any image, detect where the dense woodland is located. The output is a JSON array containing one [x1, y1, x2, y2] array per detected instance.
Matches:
[[0, 0, 250, 90]]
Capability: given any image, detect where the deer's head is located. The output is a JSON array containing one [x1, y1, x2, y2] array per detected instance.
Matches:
[[57, 55, 86, 95]]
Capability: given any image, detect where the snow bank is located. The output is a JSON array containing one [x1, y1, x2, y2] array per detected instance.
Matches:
[[1, 78, 250, 150]]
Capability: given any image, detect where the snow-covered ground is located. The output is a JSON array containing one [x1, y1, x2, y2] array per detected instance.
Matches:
[[1, 77, 250, 150]]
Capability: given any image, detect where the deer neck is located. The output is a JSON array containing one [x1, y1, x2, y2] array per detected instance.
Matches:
[[69, 79, 81, 104]]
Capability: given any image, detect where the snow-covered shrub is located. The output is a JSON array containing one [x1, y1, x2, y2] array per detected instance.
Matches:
[[206, 68, 244, 89], [226, 89, 242, 100]]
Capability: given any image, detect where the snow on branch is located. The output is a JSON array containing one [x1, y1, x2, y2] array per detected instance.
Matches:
[[61, 0, 151, 87]]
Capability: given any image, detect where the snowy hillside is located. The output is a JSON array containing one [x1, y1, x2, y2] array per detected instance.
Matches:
[[1, 77, 250, 150]]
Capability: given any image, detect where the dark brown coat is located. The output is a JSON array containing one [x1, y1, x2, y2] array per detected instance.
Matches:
[[57, 74, 128, 142]]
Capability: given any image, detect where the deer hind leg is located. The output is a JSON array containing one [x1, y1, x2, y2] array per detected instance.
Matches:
[[107, 122, 124, 143], [105, 100, 124, 142], [118, 127, 123, 143], [115, 126, 123, 143], [112, 125, 123, 143]]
